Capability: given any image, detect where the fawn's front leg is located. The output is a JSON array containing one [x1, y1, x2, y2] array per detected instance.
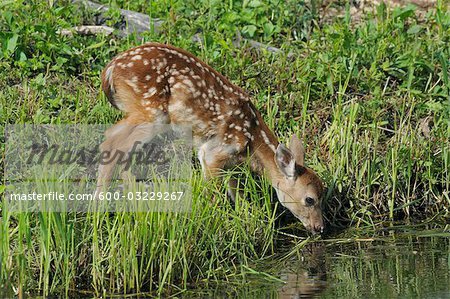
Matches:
[[197, 139, 245, 202]]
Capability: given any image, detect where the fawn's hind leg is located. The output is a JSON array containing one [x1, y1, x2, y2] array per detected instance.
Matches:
[[96, 113, 169, 193]]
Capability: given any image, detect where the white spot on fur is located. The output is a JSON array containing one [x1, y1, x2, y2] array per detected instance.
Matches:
[[172, 82, 184, 90], [141, 99, 150, 106], [143, 87, 157, 98], [261, 130, 276, 152], [183, 79, 195, 88], [125, 79, 140, 93], [244, 132, 254, 141], [168, 98, 185, 114], [131, 55, 142, 61], [193, 90, 201, 97], [145, 106, 156, 111]]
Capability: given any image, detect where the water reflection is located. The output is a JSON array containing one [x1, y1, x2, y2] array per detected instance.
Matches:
[[278, 271, 326, 298], [279, 242, 327, 298], [279, 233, 450, 298], [183, 230, 450, 298]]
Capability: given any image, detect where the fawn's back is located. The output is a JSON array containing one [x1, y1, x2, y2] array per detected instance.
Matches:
[[102, 42, 266, 152]]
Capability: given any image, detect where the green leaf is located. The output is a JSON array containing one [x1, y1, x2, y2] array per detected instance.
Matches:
[[426, 100, 443, 112], [393, 4, 416, 20], [33, 73, 46, 86], [4, 11, 13, 26], [263, 21, 274, 36], [85, 40, 106, 51], [56, 56, 68, 65], [7, 34, 18, 53], [19, 51, 27, 61], [242, 25, 257, 38], [407, 25, 422, 34], [247, 0, 263, 8]]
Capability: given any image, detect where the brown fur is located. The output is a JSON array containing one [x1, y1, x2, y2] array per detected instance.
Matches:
[[97, 43, 325, 233]]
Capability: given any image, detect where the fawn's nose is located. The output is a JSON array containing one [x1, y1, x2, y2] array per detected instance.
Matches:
[[316, 224, 325, 234], [309, 223, 325, 235]]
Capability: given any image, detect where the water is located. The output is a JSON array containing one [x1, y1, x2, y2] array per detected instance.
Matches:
[[4, 226, 449, 298], [184, 226, 450, 298], [318, 233, 450, 298]]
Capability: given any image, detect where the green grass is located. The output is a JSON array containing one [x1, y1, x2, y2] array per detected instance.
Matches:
[[1, 0, 450, 297]]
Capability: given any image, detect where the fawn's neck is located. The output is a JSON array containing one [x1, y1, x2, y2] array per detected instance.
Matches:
[[248, 114, 281, 182]]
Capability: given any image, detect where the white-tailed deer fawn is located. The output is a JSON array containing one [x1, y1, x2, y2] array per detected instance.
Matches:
[[97, 43, 325, 234]]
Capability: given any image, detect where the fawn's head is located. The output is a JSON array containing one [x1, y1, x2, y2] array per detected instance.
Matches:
[[273, 135, 325, 234]]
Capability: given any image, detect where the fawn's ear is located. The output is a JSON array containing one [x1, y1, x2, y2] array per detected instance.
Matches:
[[289, 134, 305, 166], [275, 144, 297, 180]]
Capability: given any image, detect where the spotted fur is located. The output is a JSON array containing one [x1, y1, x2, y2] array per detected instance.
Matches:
[[98, 42, 325, 234]]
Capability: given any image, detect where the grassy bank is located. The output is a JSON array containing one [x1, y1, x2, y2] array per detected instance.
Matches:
[[1, 0, 449, 296]]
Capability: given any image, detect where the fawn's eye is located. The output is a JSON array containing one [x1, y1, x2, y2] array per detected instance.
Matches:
[[305, 197, 315, 206]]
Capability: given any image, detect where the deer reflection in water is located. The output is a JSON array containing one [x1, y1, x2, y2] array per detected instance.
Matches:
[[278, 242, 327, 298]]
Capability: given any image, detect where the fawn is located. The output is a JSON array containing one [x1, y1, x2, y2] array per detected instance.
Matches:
[[97, 43, 325, 234]]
